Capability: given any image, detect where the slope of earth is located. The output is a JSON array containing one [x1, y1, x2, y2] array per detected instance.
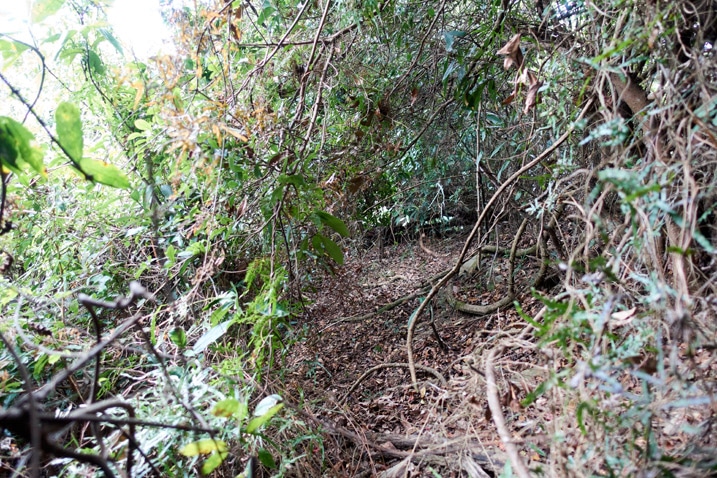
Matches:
[[281, 232, 549, 477]]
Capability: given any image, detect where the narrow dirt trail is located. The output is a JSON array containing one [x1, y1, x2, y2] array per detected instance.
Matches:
[[283, 233, 548, 476]]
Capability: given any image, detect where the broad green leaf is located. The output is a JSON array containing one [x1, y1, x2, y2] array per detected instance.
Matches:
[[33, 354, 49, 379], [0, 122, 20, 173], [179, 438, 227, 457], [192, 319, 234, 354], [134, 119, 152, 131], [169, 327, 187, 348], [98, 28, 123, 55], [55, 102, 83, 163], [319, 235, 344, 265], [257, 448, 277, 469], [246, 403, 283, 434], [31, 0, 66, 23], [5, 118, 45, 176], [212, 398, 240, 418], [277, 174, 306, 187], [314, 211, 350, 237], [201, 451, 229, 474], [0, 39, 30, 67], [443, 30, 466, 53], [87, 50, 105, 74], [77, 158, 130, 188], [0, 117, 45, 180], [165, 244, 176, 264]]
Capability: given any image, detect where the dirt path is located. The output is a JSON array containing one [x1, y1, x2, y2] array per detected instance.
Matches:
[[283, 233, 547, 476]]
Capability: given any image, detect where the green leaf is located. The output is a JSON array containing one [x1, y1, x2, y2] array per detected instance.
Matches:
[[165, 244, 176, 264], [277, 174, 306, 187], [33, 354, 49, 380], [521, 377, 550, 407], [693, 229, 716, 253], [257, 448, 277, 469], [0, 39, 30, 67], [179, 438, 227, 457], [246, 403, 283, 434], [87, 50, 105, 74], [7, 120, 45, 176], [212, 398, 240, 418], [201, 451, 229, 474], [0, 122, 20, 173], [31, 0, 66, 23], [319, 235, 344, 265], [0, 117, 46, 180], [311, 234, 344, 265], [576, 401, 594, 436], [192, 319, 234, 354], [443, 30, 466, 53], [134, 119, 152, 131], [55, 102, 83, 164], [98, 28, 123, 55], [314, 211, 350, 237], [77, 158, 130, 188], [169, 327, 187, 348]]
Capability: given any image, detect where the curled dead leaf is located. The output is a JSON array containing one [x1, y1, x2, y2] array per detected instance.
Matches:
[[497, 34, 524, 70], [410, 87, 419, 106], [522, 69, 542, 113], [502, 91, 517, 105], [611, 307, 636, 321], [524, 82, 542, 113], [609, 307, 637, 330], [235, 196, 248, 218]]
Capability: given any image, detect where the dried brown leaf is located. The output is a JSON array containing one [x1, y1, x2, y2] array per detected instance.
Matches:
[[523, 70, 542, 113], [497, 34, 524, 70]]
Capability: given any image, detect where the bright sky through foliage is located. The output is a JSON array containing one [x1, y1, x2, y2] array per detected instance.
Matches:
[[0, 2, 30, 36], [107, 0, 173, 58], [0, 0, 172, 59]]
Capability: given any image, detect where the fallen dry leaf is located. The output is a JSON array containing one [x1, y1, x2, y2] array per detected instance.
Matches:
[[611, 307, 636, 321]]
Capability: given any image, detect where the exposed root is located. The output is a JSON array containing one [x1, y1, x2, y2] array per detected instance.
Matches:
[[314, 417, 506, 474], [447, 218, 528, 315], [343, 362, 447, 401], [406, 98, 594, 389], [419, 233, 450, 257], [321, 285, 431, 331]]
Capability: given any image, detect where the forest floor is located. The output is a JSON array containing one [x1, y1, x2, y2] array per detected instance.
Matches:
[[282, 232, 549, 477]]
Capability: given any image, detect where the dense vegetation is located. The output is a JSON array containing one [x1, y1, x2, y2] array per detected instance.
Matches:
[[1, 0, 716, 476]]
